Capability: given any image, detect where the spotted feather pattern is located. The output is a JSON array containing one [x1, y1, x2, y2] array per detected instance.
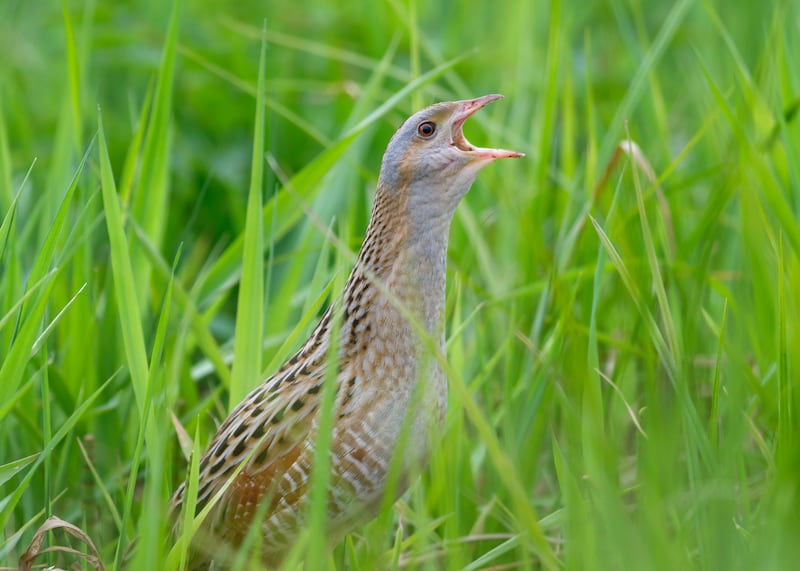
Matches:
[[172, 185, 449, 568]]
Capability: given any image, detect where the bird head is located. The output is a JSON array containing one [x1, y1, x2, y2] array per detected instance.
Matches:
[[377, 94, 523, 220]]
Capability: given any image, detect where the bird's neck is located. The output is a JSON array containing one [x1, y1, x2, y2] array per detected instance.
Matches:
[[345, 185, 452, 339]]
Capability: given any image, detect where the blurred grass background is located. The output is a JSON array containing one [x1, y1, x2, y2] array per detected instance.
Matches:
[[1, 0, 799, 568]]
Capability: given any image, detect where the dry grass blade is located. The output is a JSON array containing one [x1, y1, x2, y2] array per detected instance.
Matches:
[[593, 137, 675, 258], [170, 411, 194, 462], [18, 516, 106, 571]]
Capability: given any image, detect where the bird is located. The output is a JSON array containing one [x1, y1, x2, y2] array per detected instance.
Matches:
[[171, 93, 523, 569]]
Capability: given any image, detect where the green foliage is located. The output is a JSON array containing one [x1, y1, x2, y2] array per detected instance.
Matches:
[[1, 0, 799, 569]]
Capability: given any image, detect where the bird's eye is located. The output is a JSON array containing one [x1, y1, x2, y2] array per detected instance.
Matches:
[[417, 121, 436, 138]]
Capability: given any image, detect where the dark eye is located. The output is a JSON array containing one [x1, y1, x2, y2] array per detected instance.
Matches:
[[417, 121, 436, 138]]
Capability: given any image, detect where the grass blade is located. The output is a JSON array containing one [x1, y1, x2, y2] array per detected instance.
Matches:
[[229, 23, 267, 406]]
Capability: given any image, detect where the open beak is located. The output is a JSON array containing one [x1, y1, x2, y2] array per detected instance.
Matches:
[[451, 94, 524, 160]]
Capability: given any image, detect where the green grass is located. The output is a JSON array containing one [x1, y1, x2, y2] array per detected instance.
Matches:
[[2, 0, 799, 569]]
